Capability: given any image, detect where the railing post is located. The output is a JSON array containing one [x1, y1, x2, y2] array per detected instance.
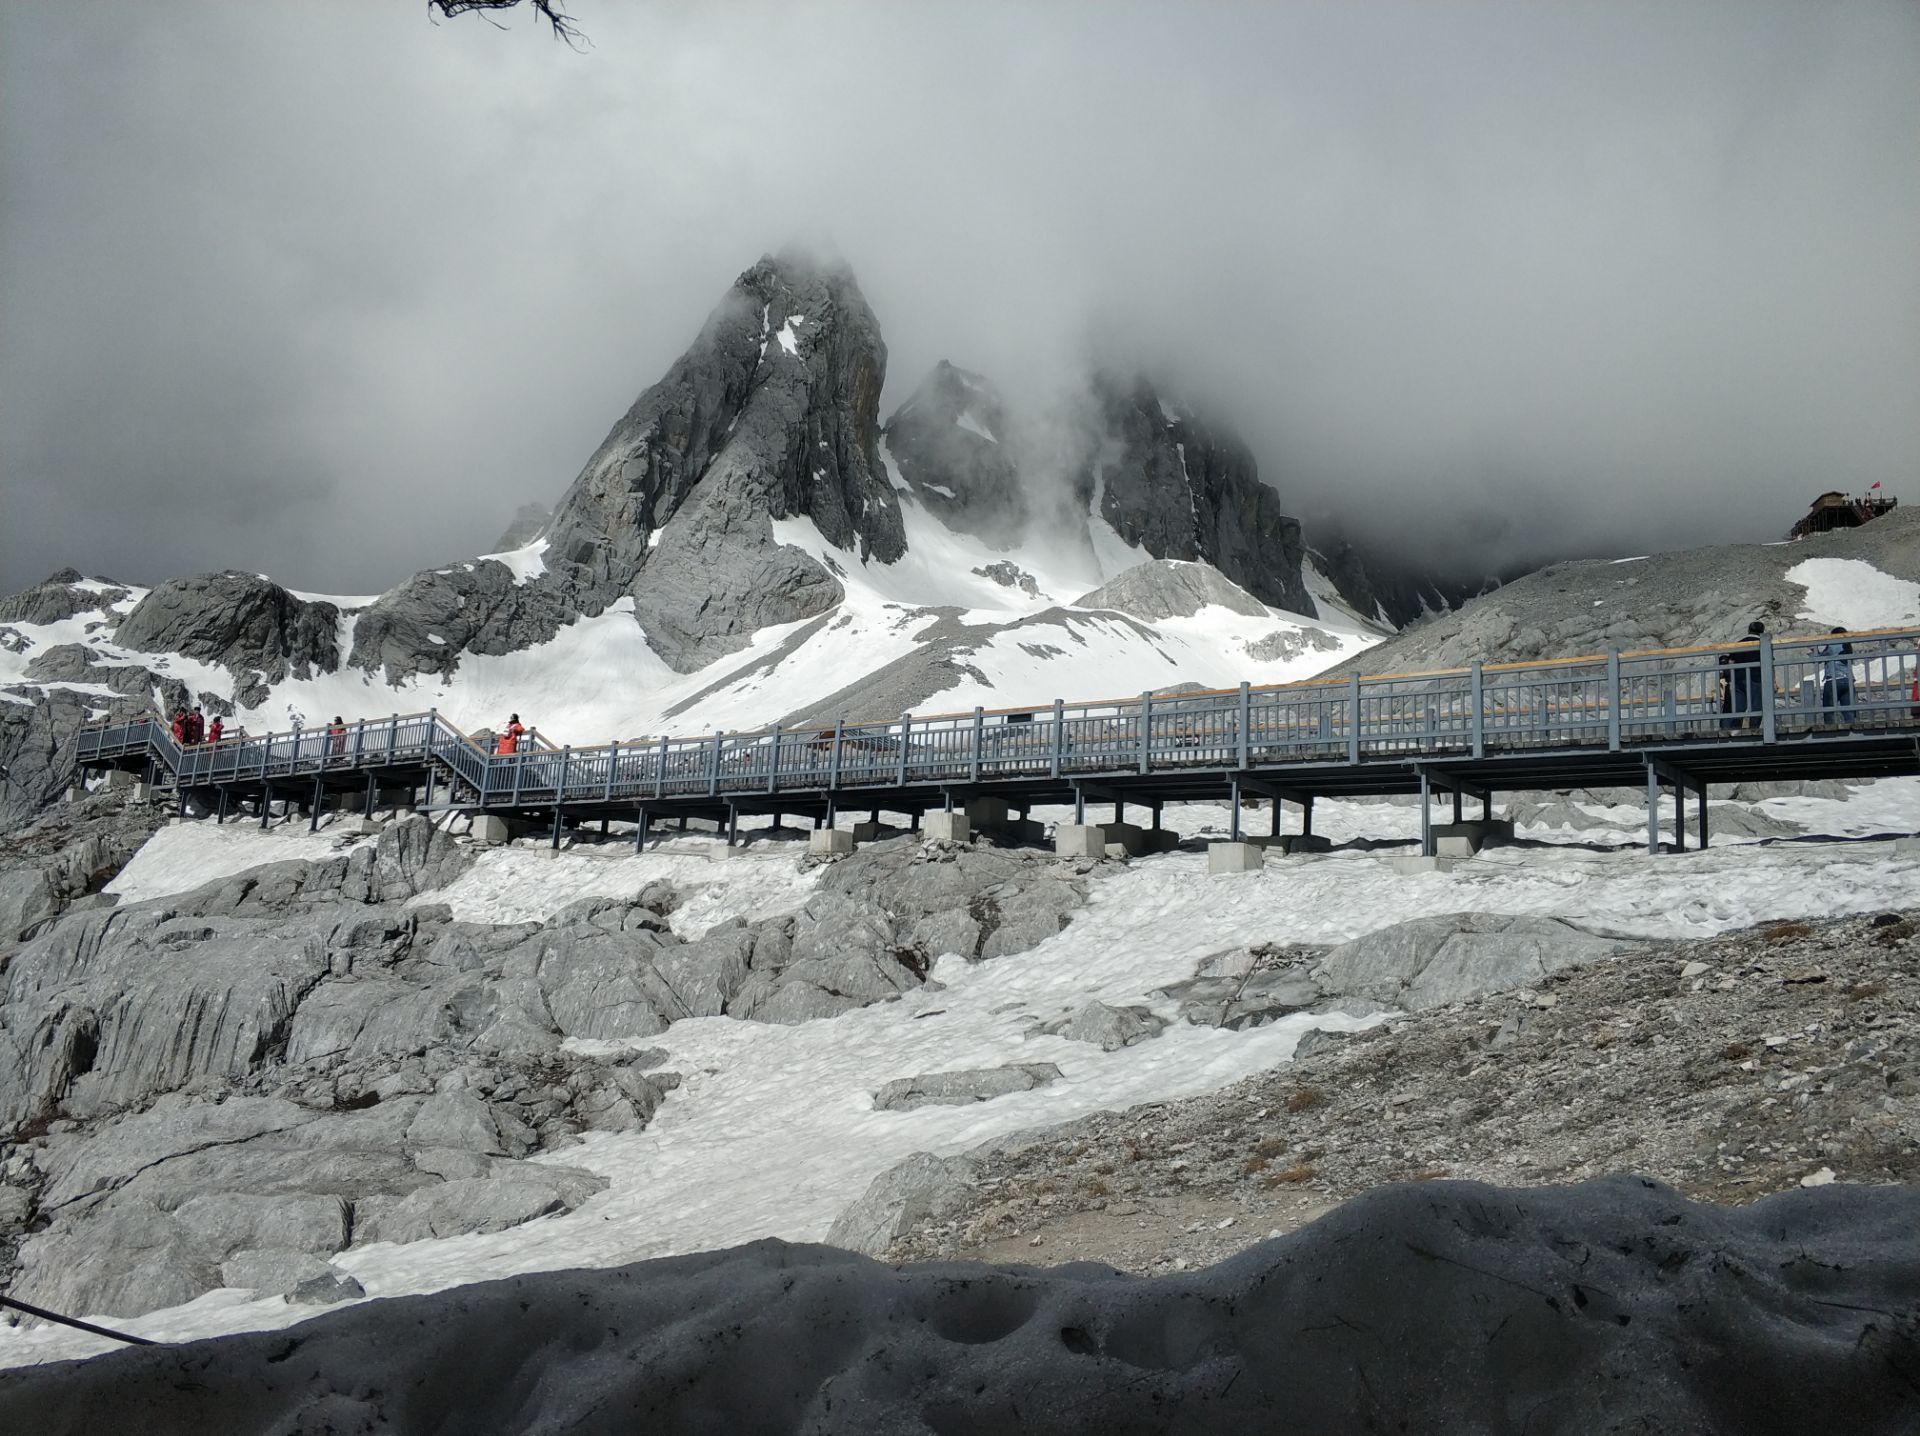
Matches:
[[426, 708, 437, 764], [1050, 700, 1064, 778], [768, 727, 782, 794], [708, 731, 723, 797], [828, 719, 844, 792], [1605, 651, 1621, 751], [388, 714, 399, 759], [897, 715, 911, 786], [1470, 663, 1485, 759], [1237, 683, 1251, 769], [606, 740, 618, 801], [557, 745, 571, 801], [656, 736, 669, 800], [971, 708, 984, 782], [1138, 692, 1151, 775], [1759, 635, 1777, 743], [1347, 675, 1361, 763]]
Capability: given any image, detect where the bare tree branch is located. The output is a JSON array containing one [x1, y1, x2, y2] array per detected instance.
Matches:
[[428, 1, 587, 48]]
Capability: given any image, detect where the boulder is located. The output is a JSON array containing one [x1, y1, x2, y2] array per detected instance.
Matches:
[[823, 1151, 981, 1256], [1310, 913, 1624, 1011], [1035, 1001, 1166, 1051], [872, 1063, 1062, 1112], [352, 1164, 606, 1246]]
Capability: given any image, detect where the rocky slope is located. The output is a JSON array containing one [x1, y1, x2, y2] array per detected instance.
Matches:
[[0, 810, 1088, 1321], [881, 908, 1919, 1275], [4, 1175, 1915, 1435], [1322, 503, 1920, 678]]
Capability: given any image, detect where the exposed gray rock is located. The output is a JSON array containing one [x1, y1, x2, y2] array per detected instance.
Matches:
[[491, 502, 551, 552], [1074, 560, 1268, 620], [0, 569, 131, 628], [1324, 504, 1920, 677], [8, 1198, 220, 1320], [883, 361, 1026, 547], [217, 1248, 341, 1298], [1311, 912, 1625, 1011], [346, 558, 576, 686], [287, 1269, 366, 1305], [872, 1062, 1062, 1111], [823, 1151, 981, 1255], [351, 1163, 606, 1246], [1242, 626, 1346, 663], [172, 1192, 351, 1260], [114, 571, 342, 700], [1034, 1001, 1166, 1051], [1079, 372, 1313, 615]]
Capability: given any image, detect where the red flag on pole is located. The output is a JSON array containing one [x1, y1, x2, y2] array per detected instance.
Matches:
[[1870, 481, 1882, 490]]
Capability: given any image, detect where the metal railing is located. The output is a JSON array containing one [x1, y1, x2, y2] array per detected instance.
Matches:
[[75, 627, 1920, 807]]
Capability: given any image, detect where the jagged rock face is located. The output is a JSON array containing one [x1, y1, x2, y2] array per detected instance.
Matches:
[[116, 571, 340, 699], [491, 503, 551, 552], [346, 559, 575, 683], [0, 569, 131, 628], [1074, 560, 1269, 620], [1081, 375, 1314, 616], [1310, 535, 1490, 630], [883, 361, 1027, 546]]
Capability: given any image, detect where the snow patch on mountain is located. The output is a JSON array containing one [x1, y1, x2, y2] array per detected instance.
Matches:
[[1787, 557, 1920, 630]]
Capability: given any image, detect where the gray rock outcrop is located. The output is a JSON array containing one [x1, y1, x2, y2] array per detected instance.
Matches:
[[1079, 373, 1314, 616], [1073, 560, 1269, 620], [1032, 1001, 1166, 1051], [9, 1178, 1916, 1435], [1311, 913, 1624, 1011], [872, 1063, 1063, 1111], [883, 361, 1027, 547], [114, 571, 343, 707], [823, 1151, 981, 1255]]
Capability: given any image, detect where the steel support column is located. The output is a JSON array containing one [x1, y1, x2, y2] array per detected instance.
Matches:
[[1645, 761, 1660, 856], [635, 808, 649, 854], [1420, 770, 1434, 857]]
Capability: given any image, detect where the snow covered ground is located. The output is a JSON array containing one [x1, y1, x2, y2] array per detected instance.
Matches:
[[5, 779, 1917, 1366]]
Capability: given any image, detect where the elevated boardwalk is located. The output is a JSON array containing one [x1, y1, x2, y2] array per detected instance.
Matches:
[[76, 627, 1920, 857]]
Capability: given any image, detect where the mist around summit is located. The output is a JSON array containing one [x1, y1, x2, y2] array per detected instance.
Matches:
[[4, 1, 1917, 596]]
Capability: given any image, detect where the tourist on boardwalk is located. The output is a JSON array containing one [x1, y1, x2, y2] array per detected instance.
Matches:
[[207, 715, 225, 745], [186, 706, 205, 745], [1812, 627, 1856, 726], [1718, 620, 1765, 731], [170, 708, 188, 745], [328, 716, 348, 758], [497, 713, 527, 756]]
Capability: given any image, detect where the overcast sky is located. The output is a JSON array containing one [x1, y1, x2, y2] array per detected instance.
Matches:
[[3, 1, 1916, 595]]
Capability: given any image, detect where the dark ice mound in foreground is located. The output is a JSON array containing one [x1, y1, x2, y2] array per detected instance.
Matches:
[[4, 1176, 1916, 1435]]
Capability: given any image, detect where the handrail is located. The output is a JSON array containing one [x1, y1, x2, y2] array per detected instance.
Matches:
[[71, 627, 1920, 809]]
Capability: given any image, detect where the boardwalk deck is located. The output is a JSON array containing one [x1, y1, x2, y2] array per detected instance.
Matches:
[[76, 626, 1920, 856]]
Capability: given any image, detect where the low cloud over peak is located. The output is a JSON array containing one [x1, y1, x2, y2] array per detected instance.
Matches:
[[3, 1, 1915, 593]]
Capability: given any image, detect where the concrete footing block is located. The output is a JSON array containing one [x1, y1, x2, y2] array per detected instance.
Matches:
[[133, 782, 155, 802], [809, 828, 856, 857], [347, 817, 386, 837], [849, 820, 887, 842], [65, 786, 85, 804], [1208, 841, 1266, 874], [1145, 828, 1181, 853], [472, 815, 511, 846], [1389, 854, 1461, 875], [1053, 824, 1107, 859], [923, 811, 970, 843], [964, 796, 1010, 828]]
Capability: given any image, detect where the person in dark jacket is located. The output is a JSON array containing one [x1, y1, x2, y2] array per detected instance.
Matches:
[[1718, 620, 1766, 732], [187, 706, 206, 745], [1811, 626, 1856, 725]]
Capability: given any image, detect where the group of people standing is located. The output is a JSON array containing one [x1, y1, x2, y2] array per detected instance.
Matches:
[[1717, 621, 1858, 729], [169, 705, 224, 746]]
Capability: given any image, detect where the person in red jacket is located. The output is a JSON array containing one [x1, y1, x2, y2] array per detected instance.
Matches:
[[207, 715, 225, 745], [328, 716, 347, 758], [496, 713, 527, 755], [170, 708, 188, 745]]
